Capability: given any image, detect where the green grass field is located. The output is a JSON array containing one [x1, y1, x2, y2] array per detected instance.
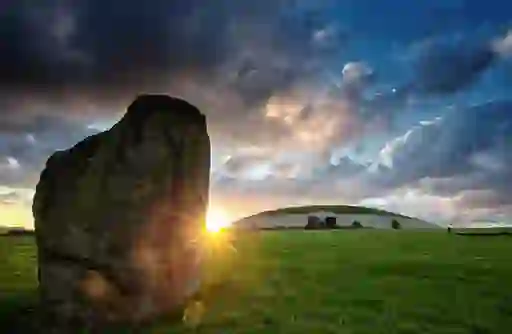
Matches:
[[2, 231, 512, 333]]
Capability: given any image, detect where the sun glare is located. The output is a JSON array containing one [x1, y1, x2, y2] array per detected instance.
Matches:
[[206, 208, 231, 233]]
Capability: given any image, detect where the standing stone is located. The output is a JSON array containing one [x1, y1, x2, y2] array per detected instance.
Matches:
[[33, 95, 210, 330], [325, 216, 337, 229], [305, 215, 322, 230]]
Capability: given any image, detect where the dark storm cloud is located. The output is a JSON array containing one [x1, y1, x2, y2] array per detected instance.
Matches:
[[2, 0, 512, 224], [1, 0, 506, 151], [0, 115, 97, 186], [1, 0, 229, 91], [411, 37, 495, 94], [0, 0, 355, 179], [209, 47, 510, 196], [0, 0, 349, 106], [408, 31, 512, 95], [340, 31, 511, 132], [381, 101, 512, 182], [374, 100, 512, 208]]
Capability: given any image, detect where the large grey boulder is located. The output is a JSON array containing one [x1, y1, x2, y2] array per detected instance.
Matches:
[[33, 95, 210, 330]]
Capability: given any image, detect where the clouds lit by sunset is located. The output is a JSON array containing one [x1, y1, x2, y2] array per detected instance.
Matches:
[[1, 1, 512, 228]]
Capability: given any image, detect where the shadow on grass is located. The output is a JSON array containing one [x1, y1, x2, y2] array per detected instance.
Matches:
[[0, 280, 242, 334], [0, 295, 184, 334], [0, 291, 39, 334]]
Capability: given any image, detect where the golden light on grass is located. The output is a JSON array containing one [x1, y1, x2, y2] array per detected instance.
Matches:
[[183, 300, 206, 328], [181, 207, 238, 328], [205, 207, 231, 233]]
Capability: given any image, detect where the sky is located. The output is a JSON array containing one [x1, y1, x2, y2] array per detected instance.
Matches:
[[1, 0, 512, 228]]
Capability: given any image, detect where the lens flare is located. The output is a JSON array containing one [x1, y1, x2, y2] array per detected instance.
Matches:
[[205, 208, 231, 232]]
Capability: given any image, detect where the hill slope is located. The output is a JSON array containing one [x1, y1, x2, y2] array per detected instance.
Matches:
[[253, 205, 414, 218], [234, 205, 438, 229]]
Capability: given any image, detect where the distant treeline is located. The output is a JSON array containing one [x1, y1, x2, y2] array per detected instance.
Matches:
[[0, 229, 35, 236]]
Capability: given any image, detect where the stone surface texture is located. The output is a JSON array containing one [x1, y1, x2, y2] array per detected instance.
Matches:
[[33, 95, 210, 329]]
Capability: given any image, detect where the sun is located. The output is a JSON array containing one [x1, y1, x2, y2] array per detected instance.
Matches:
[[205, 208, 231, 233]]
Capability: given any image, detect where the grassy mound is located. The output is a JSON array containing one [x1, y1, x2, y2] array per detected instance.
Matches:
[[249, 205, 414, 218], [2, 231, 512, 333]]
